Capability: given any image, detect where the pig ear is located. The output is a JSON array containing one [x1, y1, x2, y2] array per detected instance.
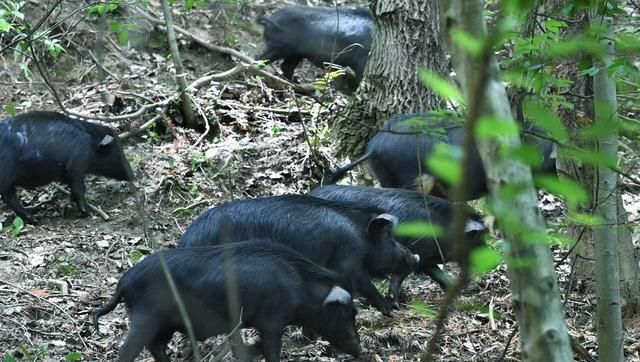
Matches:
[[368, 213, 398, 232], [465, 219, 486, 233], [98, 135, 115, 147], [323, 286, 352, 305]]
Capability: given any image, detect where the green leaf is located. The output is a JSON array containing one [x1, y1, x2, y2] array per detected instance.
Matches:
[[548, 232, 574, 247], [544, 19, 568, 34], [615, 33, 640, 53], [523, 99, 568, 142], [535, 176, 588, 206], [418, 70, 464, 105], [470, 247, 502, 275], [3, 353, 17, 362], [507, 143, 543, 168], [426, 143, 462, 187], [129, 249, 144, 262], [475, 116, 519, 141], [395, 221, 443, 238], [501, 0, 536, 13], [567, 212, 603, 226], [562, 147, 618, 169], [546, 38, 604, 58], [4, 103, 17, 116], [11, 217, 24, 237], [118, 30, 129, 45], [0, 18, 11, 32], [451, 29, 483, 57], [410, 300, 437, 317], [65, 352, 82, 361]]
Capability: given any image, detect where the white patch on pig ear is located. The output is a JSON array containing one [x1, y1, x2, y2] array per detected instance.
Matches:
[[323, 286, 352, 305], [370, 213, 398, 227], [99, 135, 114, 147], [465, 219, 486, 232], [549, 143, 558, 159]]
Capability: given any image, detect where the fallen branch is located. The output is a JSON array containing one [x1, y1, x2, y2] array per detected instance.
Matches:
[[218, 100, 327, 116], [51, 184, 110, 221], [187, 64, 314, 95], [118, 107, 169, 139], [134, 6, 255, 64]]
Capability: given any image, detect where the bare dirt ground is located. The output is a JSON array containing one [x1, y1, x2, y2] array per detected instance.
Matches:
[[1, 1, 639, 361]]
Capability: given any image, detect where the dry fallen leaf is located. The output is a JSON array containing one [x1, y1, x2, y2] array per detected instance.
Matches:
[[31, 289, 49, 298]]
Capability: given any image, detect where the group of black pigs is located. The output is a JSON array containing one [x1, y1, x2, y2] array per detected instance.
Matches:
[[0, 4, 558, 362]]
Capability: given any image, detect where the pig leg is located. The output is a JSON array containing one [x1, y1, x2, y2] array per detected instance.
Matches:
[[387, 272, 409, 309], [229, 327, 251, 362], [280, 56, 303, 81], [67, 176, 89, 217], [424, 264, 453, 291], [259, 328, 283, 362], [2, 187, 36, 224], [148, 331, 172, 362], [119, 314, 156, 362], [354, 273, 393, 317]]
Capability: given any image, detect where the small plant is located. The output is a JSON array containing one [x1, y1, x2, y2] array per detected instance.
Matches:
[[224, 34, 239, 46], [65, 352, 82, 361], [18, 343, 49, 360], [54, 252, 77, 277], [142, 123, 161, 144], [130, 249, 144, 262], [313, 70, 346, 93], [1, 217, 24, 237], [189, 151, 208, 171], [87, 0, 122, 17], [183, 0, 206, 10], [188, 184, 199, 197]]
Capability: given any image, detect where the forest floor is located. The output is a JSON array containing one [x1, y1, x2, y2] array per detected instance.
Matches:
[[1, 1, 639, 361]]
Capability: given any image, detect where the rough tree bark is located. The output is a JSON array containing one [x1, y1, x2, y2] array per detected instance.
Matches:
[[438, 0, 572, 360], [160, 0, 197, 129], [333, 0, 447, 156], [592, 15, 623, 362]]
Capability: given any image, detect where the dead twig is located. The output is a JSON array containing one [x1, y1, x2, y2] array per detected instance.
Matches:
[[51, 184, 109, 221], [0, 279, 77, 323]]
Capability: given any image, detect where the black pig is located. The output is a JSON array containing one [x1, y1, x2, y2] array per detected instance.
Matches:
[[93, 241, 362, 362], [0, 111, 134, 224], [257, 6, 373, 85], [309, 185, 486, 303], [179, 195, 419, 316], [327, 113, 557, 201]]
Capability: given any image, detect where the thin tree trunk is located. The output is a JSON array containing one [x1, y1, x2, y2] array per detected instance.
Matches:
[[617, 190, 640, 317], [592, 16, 623, 362], [160, 0, 197, 129], [438, 1, 572, 361], [333, 0, 446, 156]]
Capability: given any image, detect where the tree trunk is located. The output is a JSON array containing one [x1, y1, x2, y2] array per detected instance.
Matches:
[[333, 0, 447, 156], [160, 0, 197, 129], [536, 1, 597, 294], [438, 1, 572, 361], [617, 190, 640, 317], [542, 0, 639, 319], [592, 16, 623, 361]]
